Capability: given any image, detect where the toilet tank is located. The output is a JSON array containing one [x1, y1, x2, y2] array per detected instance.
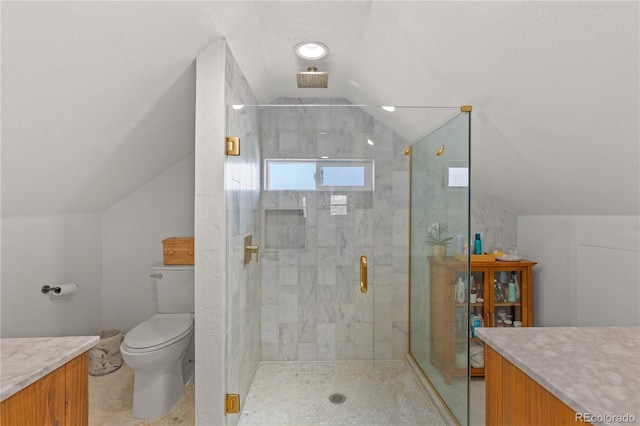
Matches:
[[152, 263, 194, 313]]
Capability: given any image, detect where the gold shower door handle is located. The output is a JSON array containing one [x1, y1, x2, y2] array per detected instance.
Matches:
[[360, 255, 368, 293]]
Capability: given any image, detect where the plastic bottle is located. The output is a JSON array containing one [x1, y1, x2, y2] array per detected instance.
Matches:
[[455, 234, 464, 254], [475, 276, 483, 299], [456, 277, 466, 303], [512, 274, 520, 301], [474, 233, 482, 254], [472, 315, 482, 338], [508, 281, 516, 302]]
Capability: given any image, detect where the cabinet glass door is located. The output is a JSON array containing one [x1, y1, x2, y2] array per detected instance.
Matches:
[[491, 269, 524, 328], [467, 270, 485, 374]]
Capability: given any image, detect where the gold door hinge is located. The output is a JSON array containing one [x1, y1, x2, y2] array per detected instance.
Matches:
[[226, 136, 240, 156], [460, 105, 473, 112], [226, 394, 240, 414]]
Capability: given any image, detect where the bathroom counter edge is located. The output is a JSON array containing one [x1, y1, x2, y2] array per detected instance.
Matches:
[[0, 335, 99, 401], [475, 327, 640, 423]]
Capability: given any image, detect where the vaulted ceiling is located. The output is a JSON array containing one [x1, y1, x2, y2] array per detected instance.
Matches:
[[2, 1, 638, 216]]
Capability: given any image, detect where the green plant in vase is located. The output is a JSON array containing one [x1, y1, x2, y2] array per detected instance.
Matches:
[[426, 222, 453, 258]]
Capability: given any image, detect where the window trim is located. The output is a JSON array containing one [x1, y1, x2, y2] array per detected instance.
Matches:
[[264, 158, 375, 191]]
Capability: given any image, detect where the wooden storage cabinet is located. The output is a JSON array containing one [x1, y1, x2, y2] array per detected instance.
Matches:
[[428, 257, 536, 383], [1, 353, 89, 426]]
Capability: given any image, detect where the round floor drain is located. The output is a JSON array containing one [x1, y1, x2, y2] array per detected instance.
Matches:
[[329, 393, 346, 404]]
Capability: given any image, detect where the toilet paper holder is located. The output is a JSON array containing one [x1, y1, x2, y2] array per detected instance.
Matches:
[[41, 285, 62, 294], [41, 283, 78, 295]]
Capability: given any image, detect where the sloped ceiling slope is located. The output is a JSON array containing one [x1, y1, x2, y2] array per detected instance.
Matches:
[[2, 1, 638, 216], [1, 1, 217, 215]]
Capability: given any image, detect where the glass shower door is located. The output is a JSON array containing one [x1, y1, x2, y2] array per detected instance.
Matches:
[[225, 104, 376, 425], [409, 111, 471, 424], [257, 104, 375, 365]]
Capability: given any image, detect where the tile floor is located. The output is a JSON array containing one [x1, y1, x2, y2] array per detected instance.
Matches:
[[469, 378, 485, 426], [414, 361, 486, 425], [238, 360, 446, 426], [89, 360, 484, 425], [88, 364, 194, 425]]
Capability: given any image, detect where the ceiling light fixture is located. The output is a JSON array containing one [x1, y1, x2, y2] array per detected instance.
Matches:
[[367, 139, 375, 146], [295, 41, 329, 60], [232, 105, 244, 110], [382, 106, 395, 112]]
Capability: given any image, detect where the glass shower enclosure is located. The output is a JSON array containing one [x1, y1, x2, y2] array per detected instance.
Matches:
[[408, 111, 471, 424], [226, 102, 471, 425]]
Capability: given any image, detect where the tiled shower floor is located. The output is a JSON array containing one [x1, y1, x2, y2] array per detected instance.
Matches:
[[238, 359, 447, 426]]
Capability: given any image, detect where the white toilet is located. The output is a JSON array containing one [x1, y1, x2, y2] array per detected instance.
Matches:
[[120, 263, 195, 420]]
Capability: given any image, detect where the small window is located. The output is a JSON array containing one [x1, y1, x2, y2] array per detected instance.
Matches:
[[268, 162, 316, 190], [265, 159, 374, 191], [448, 167, 469, 187], [321, 166, 366, 187]]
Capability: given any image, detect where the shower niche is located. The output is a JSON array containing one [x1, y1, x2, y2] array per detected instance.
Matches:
[[264, 209, 306, 250]]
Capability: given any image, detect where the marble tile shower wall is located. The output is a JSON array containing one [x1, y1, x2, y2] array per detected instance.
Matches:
[[225, 45, 261, 426], [258, 99, 410, 361], [471, 190, 517, 252]]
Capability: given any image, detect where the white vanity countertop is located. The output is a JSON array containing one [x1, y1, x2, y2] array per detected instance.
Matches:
[[476, 327, 640, 425], [0, 336, 99, 401]]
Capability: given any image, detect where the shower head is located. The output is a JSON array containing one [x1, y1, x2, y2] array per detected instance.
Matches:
[[296, 66, 328, 88]]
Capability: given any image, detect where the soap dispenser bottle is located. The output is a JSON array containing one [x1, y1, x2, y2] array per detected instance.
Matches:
[[474, 233, 482, 255], [455, 277, 466, 303]]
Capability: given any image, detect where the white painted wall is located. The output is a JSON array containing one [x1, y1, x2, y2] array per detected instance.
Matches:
[[101, 154, 194, 333], [193, 38, 260, 426], [518, 215, 640, 326], [1, 213, 102, 337], [194, 40, 227, 426]]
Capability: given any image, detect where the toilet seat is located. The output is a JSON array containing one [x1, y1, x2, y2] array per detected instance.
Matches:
[[123, 313, 193, 353]]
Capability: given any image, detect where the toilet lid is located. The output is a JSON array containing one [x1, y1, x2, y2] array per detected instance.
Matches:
[[123, 313, 193, 351]]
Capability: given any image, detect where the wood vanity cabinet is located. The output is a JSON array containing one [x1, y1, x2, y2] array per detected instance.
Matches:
[[428, 257, 536, 384], [484, 345, 579, 425], [1, 353, 89, 426]]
